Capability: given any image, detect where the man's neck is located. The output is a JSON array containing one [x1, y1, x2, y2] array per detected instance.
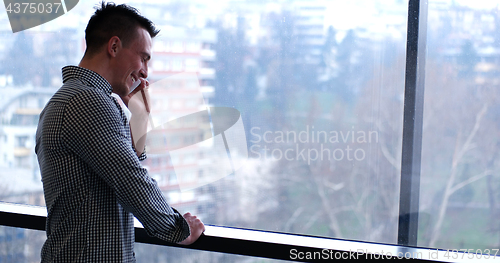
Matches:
[[78, 53, 113, 84]]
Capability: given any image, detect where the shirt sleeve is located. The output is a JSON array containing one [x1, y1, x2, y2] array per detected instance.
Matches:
[[60, 89, 190, 243], [132, 143, 147, 161]]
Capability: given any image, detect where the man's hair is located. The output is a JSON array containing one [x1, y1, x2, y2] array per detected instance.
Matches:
[[84, 1, 160, 56]]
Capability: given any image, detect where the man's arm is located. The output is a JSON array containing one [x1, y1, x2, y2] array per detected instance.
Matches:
[[61, 88, 198, 244], [119, 80, 206, 245], [122, 78, 150, 157]]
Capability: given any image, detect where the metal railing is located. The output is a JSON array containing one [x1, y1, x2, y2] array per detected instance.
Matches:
[[0, 201, 484, 262]]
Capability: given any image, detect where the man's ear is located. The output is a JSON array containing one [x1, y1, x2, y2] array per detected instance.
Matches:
[[107, 36, 122, 58]]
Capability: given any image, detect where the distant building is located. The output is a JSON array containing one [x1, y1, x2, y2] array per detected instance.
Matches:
[[150, 26, 216, 92], [0, 87, 49, 263], [429, 4, 500, 85], [0, 87, 53, 171], [0, 86, 53, 202], [291, 0, 326, 65], [143, 26, 218, 219]]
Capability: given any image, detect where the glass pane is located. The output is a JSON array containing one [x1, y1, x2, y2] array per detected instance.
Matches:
[[0, 226, 45, 262], [0, 0, 408, 247], [420, 0, 500, 250], [143, 0, 408, 245], [0, 226, 285, 263]]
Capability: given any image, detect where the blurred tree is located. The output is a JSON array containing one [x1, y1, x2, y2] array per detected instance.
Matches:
[[264, 11, 298, 129], [493, 10, 500, 48], [3, 32, 35, 86], [419, 59, 499, 248], [336, 29, 369, 105], [319, 25, 338, 91], [213, 18, 246, 106], [457, 39, 479, 79], [1, 29, 77, 88]]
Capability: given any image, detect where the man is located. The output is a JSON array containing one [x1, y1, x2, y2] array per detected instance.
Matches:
[[35, 2, 204, 262]]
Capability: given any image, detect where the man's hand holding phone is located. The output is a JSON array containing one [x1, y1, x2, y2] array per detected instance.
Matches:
[[125, 78, 151, 156]]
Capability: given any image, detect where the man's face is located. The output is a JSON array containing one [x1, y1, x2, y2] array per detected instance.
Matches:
[[111, 27, 152, 97]]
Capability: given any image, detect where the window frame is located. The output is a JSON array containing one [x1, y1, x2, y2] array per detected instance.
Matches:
[[0, 201, 463, 262], [397, 0, 427, 247]]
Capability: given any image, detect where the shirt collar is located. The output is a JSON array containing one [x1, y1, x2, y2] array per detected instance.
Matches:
[[62, 66, 112, 95]]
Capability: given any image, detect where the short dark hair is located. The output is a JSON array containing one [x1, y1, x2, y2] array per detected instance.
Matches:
[[84, 1, 160, 56]]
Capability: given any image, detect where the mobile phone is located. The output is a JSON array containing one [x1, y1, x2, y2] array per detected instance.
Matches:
[[129, 79, 142, 94]]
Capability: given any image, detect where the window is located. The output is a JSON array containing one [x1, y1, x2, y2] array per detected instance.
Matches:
[[185, 58, 199, 72], [418, 0, 500, 250], [186, 41, 200, 53], [172, 60, 183, 71], [1, 0, 499, 262]]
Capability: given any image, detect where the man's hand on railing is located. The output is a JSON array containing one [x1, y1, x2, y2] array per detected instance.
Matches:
[[178, 212, 205, 245]]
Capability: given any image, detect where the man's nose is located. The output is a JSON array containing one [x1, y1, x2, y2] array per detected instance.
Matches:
[[139, 68, 148, 79]]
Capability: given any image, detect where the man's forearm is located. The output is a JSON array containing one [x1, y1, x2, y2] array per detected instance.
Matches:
[[128, 88, 151, 157], [130, 129, 147, 157]]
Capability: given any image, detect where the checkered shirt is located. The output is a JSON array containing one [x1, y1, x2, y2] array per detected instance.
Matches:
[[35, 66, 190, 262]]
